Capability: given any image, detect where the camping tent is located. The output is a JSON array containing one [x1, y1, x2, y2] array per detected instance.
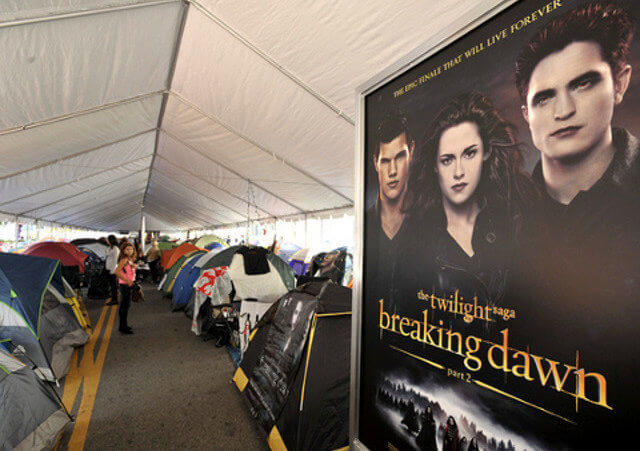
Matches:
[[160, 242, 204, 271], [171, 246, 226, 311], [0, 252, 89, 381], [194, 234, 228, 250], [188, 246, 295, 334], [76, 241, 109, 261], [157, 241, 178, 251], [0, 347, 71, 450], [23, 241, 88, 272], [188, 246, 294, 309], [233, 281, 351, 451], [275, 242, 302, 263], [160, 249, 206, 297], [23, 241, 89, 288]]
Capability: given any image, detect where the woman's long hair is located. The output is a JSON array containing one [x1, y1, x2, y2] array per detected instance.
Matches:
[[404, 92, 535, 225], [118, 242, 137, 263]]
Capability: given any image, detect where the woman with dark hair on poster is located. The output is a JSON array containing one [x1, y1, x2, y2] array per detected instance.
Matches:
[[401, 92, 536, 321]]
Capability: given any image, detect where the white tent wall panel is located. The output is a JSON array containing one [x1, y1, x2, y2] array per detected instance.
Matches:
[[195, 0, 493, 120], [170, 7, 354, 201], [0, 1, 180, 131], [162, 95, 350, 212], [0, 94, 161, 178], [0, 131, 155, 205], [156, 130, 300, 217], [13, 168, 149, 219], [0, 157, 151, 214]]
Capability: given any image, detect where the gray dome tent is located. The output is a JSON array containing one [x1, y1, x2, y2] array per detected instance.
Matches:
[[0, 348, 70, 450]]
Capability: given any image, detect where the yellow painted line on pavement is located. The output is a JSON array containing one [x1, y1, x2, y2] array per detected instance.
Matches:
[[62, 304, 118, 451]]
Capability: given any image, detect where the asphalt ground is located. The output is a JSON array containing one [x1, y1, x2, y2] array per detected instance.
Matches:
[[55, 281, 266, 450]]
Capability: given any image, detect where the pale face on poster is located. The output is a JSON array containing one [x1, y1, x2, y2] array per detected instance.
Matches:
[[437, 121, 486, 207], [523, 41, 631, 162]]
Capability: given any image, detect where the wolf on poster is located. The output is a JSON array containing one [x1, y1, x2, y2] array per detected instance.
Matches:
[[356, 0, 640, 449]]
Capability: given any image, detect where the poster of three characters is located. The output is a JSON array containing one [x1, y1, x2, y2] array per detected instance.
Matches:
[[359, 0, 640, 449]]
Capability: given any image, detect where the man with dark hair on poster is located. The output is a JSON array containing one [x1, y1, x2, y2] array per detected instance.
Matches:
[[512, 1, 640, 445], [366, 108, 414, 307]]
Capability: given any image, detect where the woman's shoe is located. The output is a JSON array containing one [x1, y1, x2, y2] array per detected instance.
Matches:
[[106, 300, 118, 305], [119, 328, 133, 335]]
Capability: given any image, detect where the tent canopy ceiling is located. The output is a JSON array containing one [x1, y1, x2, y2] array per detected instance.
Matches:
[[1, 0, 497, 231]]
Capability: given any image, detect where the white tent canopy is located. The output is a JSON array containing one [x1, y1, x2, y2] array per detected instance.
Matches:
[[1, 0, 497, 231]]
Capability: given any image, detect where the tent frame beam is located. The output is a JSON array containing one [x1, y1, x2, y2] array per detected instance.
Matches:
[[0, 91, 163, 137], [18, 168, 149, 216], [143, 0, 189, 209], [0, 0, 180, 29], [141, 205, 198, 230], [186, 0, 354, 126], [53, 191, 146, 224], [69, 202, 146, 229], [145, 173, 229, 224], [170, 92, 353, 205], [0, 128, 156, 183], [0, 154, 153, 207], [143, 196, 212, 227], [160, 127, 305, 213], [41, 180, 148, 220], [151, 165, 251, 222], [154, 153, 275, 218]]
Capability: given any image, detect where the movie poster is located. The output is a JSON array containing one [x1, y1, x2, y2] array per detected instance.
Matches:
[[358, 0, 640, 449]]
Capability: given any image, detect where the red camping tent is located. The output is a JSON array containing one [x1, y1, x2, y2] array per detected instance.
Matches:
[[23, 241, 88, 273], [161, 242, 205, 270]]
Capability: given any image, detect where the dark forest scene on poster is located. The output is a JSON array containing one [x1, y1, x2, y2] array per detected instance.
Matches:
[[359, 0, 640, 449]]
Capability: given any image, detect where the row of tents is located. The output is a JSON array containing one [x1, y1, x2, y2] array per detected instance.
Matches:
[[153, 239, 352, 450], [1, 251, 92, 449]]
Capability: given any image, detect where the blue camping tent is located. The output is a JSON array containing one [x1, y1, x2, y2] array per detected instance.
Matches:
[[0, 252, 88, 381], [171, 253, 205, 311]]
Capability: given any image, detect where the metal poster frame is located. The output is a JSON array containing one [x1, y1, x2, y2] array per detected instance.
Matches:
[[349, 1, 517, 449]]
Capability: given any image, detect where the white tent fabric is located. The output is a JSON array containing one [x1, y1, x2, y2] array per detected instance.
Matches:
[[1, 0, 497, 231]]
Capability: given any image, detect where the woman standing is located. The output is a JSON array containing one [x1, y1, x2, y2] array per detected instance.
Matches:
[[146, 239, 161, 284], [105, 235, 120, 306], [401, 92, 536, 325], [114, 242, 137, 334]]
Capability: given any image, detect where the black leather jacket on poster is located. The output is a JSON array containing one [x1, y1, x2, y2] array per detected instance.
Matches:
[[394, 196, 517, 337]]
